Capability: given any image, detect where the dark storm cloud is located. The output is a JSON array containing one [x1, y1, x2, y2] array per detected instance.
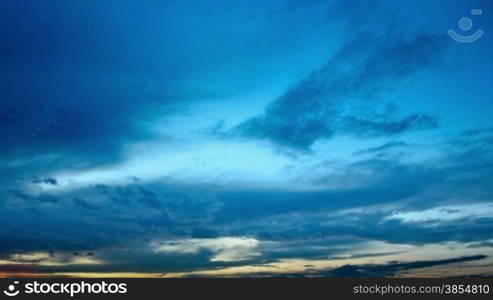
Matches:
[[233, 33, 447, 149], [0, 1, 185, 181], [0, 180, 224, 258], [1, 126, 491, 270], [2, 0, 275, 169]]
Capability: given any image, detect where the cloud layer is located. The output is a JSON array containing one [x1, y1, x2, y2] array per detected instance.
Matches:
[[1, 0, 493, 277]]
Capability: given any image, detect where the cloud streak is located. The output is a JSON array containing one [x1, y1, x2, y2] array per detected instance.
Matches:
[[233, 33, 447, 149]]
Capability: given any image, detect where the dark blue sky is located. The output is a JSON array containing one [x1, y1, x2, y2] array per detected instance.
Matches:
[[1, 0, 493, 277]]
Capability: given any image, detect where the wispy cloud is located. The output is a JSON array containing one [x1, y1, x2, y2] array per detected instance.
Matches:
[[232, 33, 447, 150], [152, 237, 262, 262]]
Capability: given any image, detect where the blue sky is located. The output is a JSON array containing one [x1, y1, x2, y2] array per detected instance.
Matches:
[[1, 0, 493, 277]]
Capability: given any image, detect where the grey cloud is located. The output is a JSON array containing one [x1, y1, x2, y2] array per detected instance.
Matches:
[[8, 190, 59, 204], [32, 178, 58, 186], [460, 127, 493, 137], [341, 114, 439, 138], [233, 33, 447, 150], [137, 187, 161, 209], [72, 198, 100, 210], [177, 255, 489, 278], [468, 241, 493, 248], [309, 255, 488, 277], [215, 158, 443, 223]]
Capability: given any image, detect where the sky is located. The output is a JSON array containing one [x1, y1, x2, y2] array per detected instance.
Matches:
[[1, 0, 493, 277]]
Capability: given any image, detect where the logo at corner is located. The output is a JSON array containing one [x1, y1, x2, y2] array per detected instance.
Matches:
[[3, 281, 20, 297], [448, 9, 484, 43]]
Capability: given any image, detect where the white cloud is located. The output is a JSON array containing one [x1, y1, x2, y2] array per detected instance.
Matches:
[[385, 203, 493, 226], [152, 237, 261, 262], [1, 252, 103, 266]]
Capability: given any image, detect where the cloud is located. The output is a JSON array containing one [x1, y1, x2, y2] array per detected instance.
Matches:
[[1, 126, 491, 271], [8, 190, 60, 204], [32, 178, 58, 186], [460, 127, 493, 138], [89, 182, 221, 224], [1, 251, 102, 267], [468, 240, 493, 248], [214, 158, 442, 222], [232, 33, 447, 150], [0, 0, 492, 278], [312, 255, 488, 277], [168, 247, 492, 278], [227, 189, 493, 244], [72, 198, 100, 210], [97, 184, 162, 209], [385, 203, 493, 227], [340, 114, 439, 138], [0, 179, 226, 261], [354, 141, 410, 155], [152, 237, 261, 262], [0, 2, 185, 189]]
